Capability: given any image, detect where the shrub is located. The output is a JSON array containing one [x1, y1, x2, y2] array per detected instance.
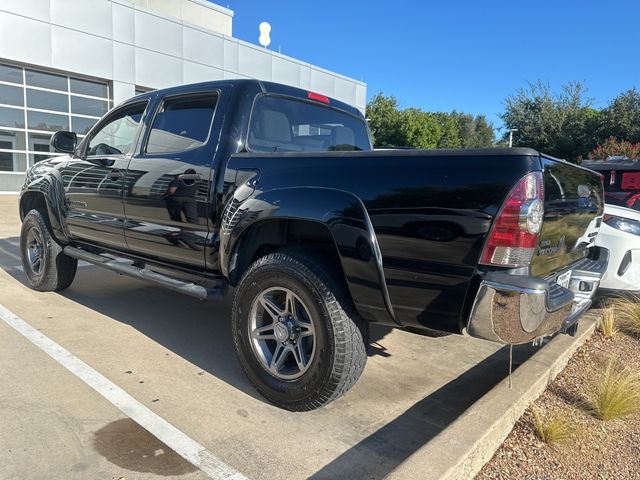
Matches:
[[597, 305, 618, 338], [588, 136, 640, 160], [615, 295, 640, 336], [588, 360, 640, 420], [531, 407, 576, 444]]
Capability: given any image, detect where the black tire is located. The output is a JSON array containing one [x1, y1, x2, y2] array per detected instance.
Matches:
[[20, 209, 77, 292], [232, 252, 367, 411]]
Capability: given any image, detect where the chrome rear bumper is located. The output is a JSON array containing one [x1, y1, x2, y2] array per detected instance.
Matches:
[[466, 249, 608, 344]]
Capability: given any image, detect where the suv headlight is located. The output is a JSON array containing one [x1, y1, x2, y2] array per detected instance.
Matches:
[[603, 214, 640, 236]]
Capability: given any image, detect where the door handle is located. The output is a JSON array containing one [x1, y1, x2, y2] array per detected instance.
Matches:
[[177, 172, 203, 181], [107, 169, 123, 180]]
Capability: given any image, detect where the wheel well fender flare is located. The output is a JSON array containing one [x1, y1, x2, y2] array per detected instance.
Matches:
[[220, 187, 396, 325], [19, 172, 70, 243]]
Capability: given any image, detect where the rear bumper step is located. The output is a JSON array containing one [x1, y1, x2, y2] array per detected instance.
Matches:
[[466, 248, 609, 344], [63, 246, 224, 300]]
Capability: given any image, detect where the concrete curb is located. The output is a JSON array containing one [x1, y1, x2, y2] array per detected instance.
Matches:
[[388, 313, 600, 480]]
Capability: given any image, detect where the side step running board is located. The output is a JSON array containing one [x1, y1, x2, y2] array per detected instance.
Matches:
[[63, 246, 224, 300]]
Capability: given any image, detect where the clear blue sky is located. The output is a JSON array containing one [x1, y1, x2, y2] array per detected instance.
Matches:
[[226, 0, 640, 135]]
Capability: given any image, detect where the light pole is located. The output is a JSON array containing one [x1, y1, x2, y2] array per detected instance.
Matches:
[[508, 128, 519, 148]]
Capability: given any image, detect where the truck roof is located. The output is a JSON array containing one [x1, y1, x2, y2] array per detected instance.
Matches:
[[128, 79, 363, 118]]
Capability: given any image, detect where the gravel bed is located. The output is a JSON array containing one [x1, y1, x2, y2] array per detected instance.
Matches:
[[476, 330, 640, 480]]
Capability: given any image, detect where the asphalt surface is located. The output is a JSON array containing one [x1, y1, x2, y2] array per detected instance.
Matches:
[[0, 195, 539, 480]]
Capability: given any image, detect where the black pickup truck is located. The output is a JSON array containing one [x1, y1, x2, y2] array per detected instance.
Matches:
[[19, 80, 608, 411]]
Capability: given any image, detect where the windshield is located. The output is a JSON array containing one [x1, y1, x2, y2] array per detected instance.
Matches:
[[248, 95, 371, 153]]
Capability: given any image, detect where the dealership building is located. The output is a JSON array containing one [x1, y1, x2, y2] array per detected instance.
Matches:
[[0, 0, 367, 192]]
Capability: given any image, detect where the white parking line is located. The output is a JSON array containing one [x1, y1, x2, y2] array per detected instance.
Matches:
[[0, 303, 248, 480]]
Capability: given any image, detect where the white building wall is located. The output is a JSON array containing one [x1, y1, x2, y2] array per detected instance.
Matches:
[[0, 0, 365, 110], [0, 0, 367, 192], [131, 0, 233, 36]]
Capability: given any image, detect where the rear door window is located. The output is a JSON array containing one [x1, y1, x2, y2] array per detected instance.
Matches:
[[145, 94, 217, 154], [248, 95, 370, 153]]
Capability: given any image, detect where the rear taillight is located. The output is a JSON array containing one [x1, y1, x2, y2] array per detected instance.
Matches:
[[480, 171, 544, 267]]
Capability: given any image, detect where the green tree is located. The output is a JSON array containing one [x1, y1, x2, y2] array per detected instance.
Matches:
[[472, 115, 495, 147], [501, 81, 597, 161], [399, 109, 442, 148], [434, 113, 461, 148], [451, 112, 495, 147], [366, 94, 403, 147], [366, 93, 496, 149], [598, 89, 640, 143], [454, 112, 475, 147]]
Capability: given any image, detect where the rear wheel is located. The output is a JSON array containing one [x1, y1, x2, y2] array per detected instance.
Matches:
[[232, 252, 367, 411], [20, 209, 77, 292]]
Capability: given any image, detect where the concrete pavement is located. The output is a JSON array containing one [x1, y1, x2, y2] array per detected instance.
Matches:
[[0, 195, 562, 479]]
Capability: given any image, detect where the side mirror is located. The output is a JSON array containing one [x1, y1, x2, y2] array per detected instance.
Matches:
[[50, 131, 77, 154]]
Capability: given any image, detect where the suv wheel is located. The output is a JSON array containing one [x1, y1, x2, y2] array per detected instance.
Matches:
[[20, 209, 77, 292], [232, 252, 367, 411]]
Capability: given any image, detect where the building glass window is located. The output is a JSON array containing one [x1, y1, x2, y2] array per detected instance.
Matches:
[[0, 84, 23, 106], [0, 64, 23, 84], [0, 151, 26, 172], [26, 89, 68, 112], [0, 62, 110, 172], [72, 116, 99, 135], [71, 96, 108, 117], [70, 78, 108, 98], [0, 129, 26, 150], [27, 111, 69, 132], [25, 69, 67, 91], [29, 132, 53, 153], [0, 107, 25, 129]]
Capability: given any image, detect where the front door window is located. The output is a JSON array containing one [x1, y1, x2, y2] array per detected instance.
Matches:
[[86, 103, 146, 157]]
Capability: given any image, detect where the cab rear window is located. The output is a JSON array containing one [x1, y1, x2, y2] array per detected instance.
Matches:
[[248, 95, 370, 153]]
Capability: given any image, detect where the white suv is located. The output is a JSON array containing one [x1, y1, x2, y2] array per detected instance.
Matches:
[[595, 203, 640, 293]]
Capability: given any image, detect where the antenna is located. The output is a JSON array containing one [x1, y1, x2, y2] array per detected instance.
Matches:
[[258, 22, 271, 48]]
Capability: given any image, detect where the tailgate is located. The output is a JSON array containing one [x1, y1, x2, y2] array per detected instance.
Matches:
[[531, 156, 604, 277]]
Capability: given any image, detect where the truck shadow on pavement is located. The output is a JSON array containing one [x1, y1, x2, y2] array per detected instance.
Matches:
[[0, 236, 398, 400], [0, 236, 259, 399], [64, 274, 264, 400], [0, 236, 540, 478], [310, 343, 537, 480]]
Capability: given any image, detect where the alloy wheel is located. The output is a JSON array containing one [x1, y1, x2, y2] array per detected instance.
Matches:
[[25, 226, 45, 276], [248, 287, 316, 380]]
